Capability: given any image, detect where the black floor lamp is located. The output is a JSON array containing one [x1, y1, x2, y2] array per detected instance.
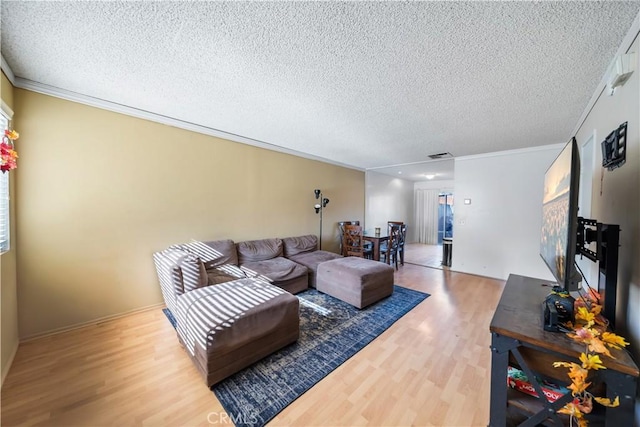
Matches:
[[314, 189, 329, 249]]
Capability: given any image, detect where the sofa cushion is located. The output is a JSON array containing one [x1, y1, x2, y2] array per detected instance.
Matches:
[[174, 252, 208, 293], [288, 250, 342, 270], [206, 264, 246, 286], [171, 239, 238, 268], [237, 238, 283, 263], [241, 257, 308, 282], [200, 239, 238, 268], [282, 235, 318, 257], [287, 250, 343, 288]]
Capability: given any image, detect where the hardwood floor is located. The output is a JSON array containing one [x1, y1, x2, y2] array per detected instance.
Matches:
[[403, 243, 446, 270], [1, 265, 505, 426]]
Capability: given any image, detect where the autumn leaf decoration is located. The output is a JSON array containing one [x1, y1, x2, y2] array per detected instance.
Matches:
[[554, 302, 629, 426], [1, 128, 19, 173]]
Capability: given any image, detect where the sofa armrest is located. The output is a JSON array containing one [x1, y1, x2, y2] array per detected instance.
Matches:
[[153, 249, 208, 314]]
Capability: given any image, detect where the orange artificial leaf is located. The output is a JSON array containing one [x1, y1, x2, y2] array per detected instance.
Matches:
[[568, 379, 591, 395], [601, 332, 629, 350], [553, 361, 574, 368], [594, 396, 620, 407], [4, 129, 18, 140], [566, 364, 591, 396], [580, 353, 605, 370], [590, 304, 602, 316], [558, 403, 578, 416], [562, 402, 585, 419], [575, 395, 593, 414], [576, 307, 595, 323], [594, 315, 608, 327], [587, 287, 600, 301], [567, 364, 588, 381], [588, 338, 612, 358], [569, 327, 595, 344], [552, 298, 630, 425]]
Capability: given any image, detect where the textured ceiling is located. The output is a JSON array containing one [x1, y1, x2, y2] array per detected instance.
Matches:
[[2, 1, 639, 181]]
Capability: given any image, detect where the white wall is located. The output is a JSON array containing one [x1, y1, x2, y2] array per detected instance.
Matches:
[[450, 23, 640, 422], [414, 179, 455, 191], [574, 34, 639, 382], [452, 145, 563, 281], [365, 171, 414, 240]]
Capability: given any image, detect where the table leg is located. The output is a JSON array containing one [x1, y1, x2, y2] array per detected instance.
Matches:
[[489, 332, 510, 427], [372, 240, 380, 261]]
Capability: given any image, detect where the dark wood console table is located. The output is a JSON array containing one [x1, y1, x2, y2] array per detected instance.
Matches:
[[489, 274, 638, 426]]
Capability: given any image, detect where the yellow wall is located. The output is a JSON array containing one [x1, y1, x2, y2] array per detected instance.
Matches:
[[1, 71, 19, 385], [14, 89, 364, 338]]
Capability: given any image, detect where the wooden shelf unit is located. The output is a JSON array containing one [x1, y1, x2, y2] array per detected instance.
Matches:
[[489, 274, 639, 427]]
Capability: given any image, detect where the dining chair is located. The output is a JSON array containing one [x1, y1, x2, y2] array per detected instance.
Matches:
[[380, 224, 401, 269], [337, 221, 359, 256], [386, 221, 406, 266], [342, 224, 372, 259], [397, 224, 407, 266], [338, 220, 374, 257]]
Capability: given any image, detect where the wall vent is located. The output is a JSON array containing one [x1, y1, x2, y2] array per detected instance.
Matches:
[[427, 152, 453, 160]]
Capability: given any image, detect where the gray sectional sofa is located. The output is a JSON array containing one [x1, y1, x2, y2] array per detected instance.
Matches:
[[153, 234, 342, 386]]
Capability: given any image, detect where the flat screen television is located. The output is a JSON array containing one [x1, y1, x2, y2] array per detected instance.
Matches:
[[540, 138, 582, 292]]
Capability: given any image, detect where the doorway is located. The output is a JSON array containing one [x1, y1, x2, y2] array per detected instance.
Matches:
[[404, 191, 454, 269]]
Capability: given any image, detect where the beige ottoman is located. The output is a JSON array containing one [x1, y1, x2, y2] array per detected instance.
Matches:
[[316, 257, 394, 308]]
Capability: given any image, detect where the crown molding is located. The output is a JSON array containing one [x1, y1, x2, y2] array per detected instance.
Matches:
[[455, 143, 565, 162], [366, 157, 453, 171], [0, 55, 16, 85], [11, 77, 363, 172]]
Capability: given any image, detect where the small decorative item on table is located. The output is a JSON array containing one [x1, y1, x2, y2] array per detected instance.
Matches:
[[374, 227, 380, 236]]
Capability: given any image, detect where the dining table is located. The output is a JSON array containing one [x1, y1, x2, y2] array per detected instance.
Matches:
[[363, 231, 389, 262]]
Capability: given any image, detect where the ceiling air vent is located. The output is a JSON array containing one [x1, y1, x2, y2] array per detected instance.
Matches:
[[427, 152, 453, 160]]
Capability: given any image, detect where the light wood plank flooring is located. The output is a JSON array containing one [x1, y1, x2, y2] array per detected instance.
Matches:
[[1, 264, 505, 426], [403, 243, 446, 270]]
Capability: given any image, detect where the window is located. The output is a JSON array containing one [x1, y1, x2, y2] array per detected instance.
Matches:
[[0, 113, 10, 252]]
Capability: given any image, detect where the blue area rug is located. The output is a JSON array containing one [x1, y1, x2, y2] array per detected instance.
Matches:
[[164, 285, 428, 427]]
